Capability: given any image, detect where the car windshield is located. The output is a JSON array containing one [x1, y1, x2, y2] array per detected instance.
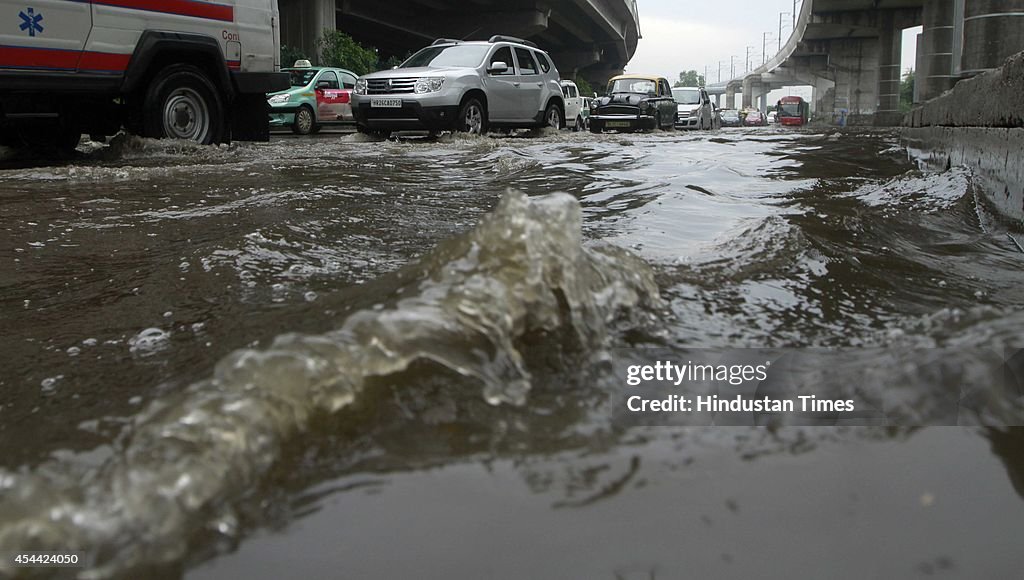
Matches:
[[672, 88, 700, 104], [400, 45, 490, 68], [609, 78, 657, 94], [286, 70, 318, 87]]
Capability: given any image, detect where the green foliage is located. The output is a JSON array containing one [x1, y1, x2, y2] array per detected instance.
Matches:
[[899, 69, 915, 112], [280, 45, 308, 68], [674, 70, 705, 87], [574, 77, 595, 97], [317, 30, 378, 75], [380, 54, 405, 70]]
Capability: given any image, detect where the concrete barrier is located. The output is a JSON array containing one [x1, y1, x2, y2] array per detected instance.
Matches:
[[905, 51, 1024, 128], [902, 51, 1024, 225], [902, 126, 1024, 223]]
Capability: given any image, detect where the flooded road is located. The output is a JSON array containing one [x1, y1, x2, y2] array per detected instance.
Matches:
[[1, 128, 1023, 578]]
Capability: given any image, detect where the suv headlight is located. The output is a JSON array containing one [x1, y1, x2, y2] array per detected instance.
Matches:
[[268, 93, 290, 105], [354, 78, 368, 95], [414, 77, 444, 94]]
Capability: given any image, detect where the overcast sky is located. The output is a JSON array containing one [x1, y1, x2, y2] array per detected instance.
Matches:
[[625, 0, 919, 86]]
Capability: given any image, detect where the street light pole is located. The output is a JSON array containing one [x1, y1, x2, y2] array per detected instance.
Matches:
[[763, 32, 770, 65], [746, 46, 755, 72], [779, 12, 790, 52], [718, 60, 725, 83], [730, 55, 736, 79]]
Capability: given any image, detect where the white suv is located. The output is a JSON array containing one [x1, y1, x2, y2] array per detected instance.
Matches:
[[353, 36, 565, 136]]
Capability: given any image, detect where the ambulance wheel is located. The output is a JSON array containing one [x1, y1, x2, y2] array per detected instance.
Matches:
[[143, 64, 225, 145], [292, 105, 316, 135]]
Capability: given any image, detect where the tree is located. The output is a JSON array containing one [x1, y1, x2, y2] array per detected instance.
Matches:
[[574, 77, 595, 97], [674, 70, 705, 87], [317, 30, 378, 75], [280, 45, 308, 68], [899, 69, 915, 112]]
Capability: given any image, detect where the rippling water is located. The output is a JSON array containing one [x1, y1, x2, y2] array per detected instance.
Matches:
[[1, 128, 1023, 578]]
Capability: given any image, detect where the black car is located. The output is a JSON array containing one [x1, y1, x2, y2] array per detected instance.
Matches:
[[719, 109, 742, 127], [589, 75, 678, 133]]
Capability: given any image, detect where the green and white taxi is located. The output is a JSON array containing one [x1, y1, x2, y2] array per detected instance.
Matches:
[[268, 61, 360, 134]]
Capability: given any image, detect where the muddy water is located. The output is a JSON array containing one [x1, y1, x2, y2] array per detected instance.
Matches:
[[1, 128, 1023, 578]]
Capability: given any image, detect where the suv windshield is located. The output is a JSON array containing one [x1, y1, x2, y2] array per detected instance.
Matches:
[[286, 70, 317, 87], [672, 88, 700, 104], [401, 45, 490, 68], [608, 78, 656, 94]]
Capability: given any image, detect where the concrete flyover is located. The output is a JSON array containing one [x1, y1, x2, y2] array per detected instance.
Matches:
[[277, 0, 641, 85], [705, 0, 1024, 126]]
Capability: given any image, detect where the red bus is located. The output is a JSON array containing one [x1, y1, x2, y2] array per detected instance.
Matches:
[[776, 96, 809, 126]]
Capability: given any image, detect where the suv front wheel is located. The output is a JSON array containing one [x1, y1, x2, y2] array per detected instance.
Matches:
[[543, 102, 563, 130], [456, 98, 487, 135]]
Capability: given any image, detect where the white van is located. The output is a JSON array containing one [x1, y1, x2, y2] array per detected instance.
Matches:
[[0, 0, 288, 150], [560, 80, 586, 131], [672, 86, 715, 130]]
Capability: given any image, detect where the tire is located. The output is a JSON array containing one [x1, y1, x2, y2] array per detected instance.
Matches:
[[543, 102, 562, 130], [356, 124, 390, 138], [653, 111, 662, 132], [142, 64, 225, 144], [573, 115, 584, 132], [456, 97, 487, 135], [292, 105, 316, 135], [17, 126, 80, 155]]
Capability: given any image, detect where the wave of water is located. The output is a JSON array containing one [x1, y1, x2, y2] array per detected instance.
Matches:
[[0, 191, 659, 577]]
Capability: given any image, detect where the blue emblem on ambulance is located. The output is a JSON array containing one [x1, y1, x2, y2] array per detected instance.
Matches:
[[19, 7, 44, 37]]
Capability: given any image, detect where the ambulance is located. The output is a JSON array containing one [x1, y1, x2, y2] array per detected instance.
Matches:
[[0, 0, 289, 150]]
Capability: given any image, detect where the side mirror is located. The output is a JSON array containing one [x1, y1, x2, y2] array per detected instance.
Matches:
[[593, 92, 598, 98], [487, 61, 509, 74], [315, 81, 330, 90], [392, 65, 398, 70]]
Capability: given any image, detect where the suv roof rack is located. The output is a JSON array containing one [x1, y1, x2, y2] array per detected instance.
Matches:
[[488, 35, 538, 48], [432, 38, 462, 45]]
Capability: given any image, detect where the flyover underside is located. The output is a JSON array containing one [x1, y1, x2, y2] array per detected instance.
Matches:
[[279, 0, 639, 85]]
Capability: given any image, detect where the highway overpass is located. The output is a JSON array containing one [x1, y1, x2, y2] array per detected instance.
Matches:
[[277, 0, 641, 85], [707, 0, 1024, 126]]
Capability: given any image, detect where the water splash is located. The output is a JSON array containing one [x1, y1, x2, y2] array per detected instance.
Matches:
[[0, 190, 659, 577]]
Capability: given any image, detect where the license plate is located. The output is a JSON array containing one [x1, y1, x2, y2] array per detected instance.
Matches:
[[371, 98, 402, 108], [606, 121, 631, 128]]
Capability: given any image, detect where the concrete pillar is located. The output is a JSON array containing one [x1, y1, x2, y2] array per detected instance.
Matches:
[[919, 0, 957, 100], [277, 0, 336, 63], [875, 11, 903, 126], [742, 76, 762, 109], [311, 0, 337, 65], [813, 75, 835, 120], [961, 0, 1024, 76], [914, 32, 926, 103], [829, 37, 880, 125], [725, 88, 735, 109]]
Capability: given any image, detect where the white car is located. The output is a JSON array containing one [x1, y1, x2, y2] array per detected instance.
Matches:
[[672, 86, 715, 130], [560, 80, 586, 131]]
